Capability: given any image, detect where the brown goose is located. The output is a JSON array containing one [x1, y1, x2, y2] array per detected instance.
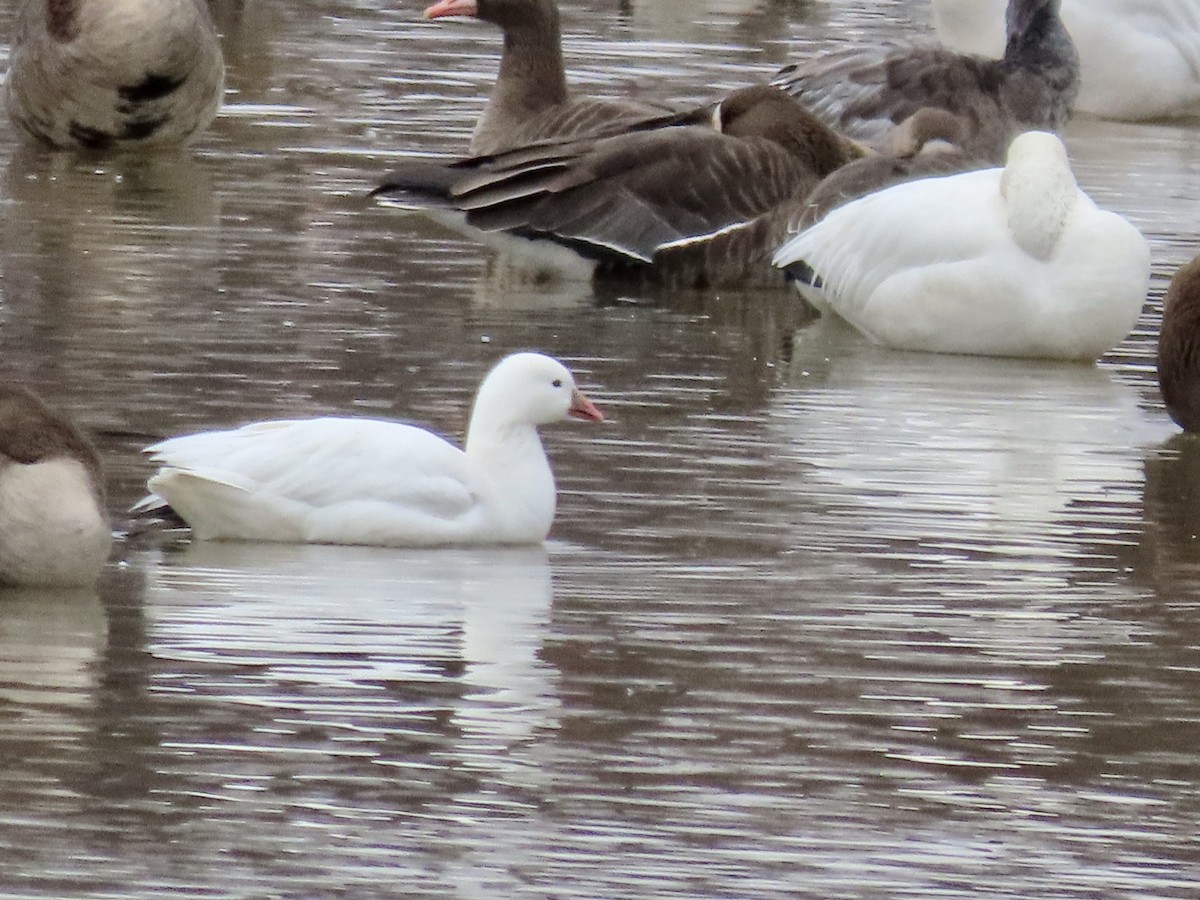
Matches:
[[5, 0, 225, 150], [372, 85, 867, 288], [424, 0, 671, 155], [1157, 254, 1200, 432], [0, 386, 111, 586], [771, 0, 1079, 162]]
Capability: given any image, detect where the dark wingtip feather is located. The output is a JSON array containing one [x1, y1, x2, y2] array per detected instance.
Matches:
[[368, 159, 461, 203], [781, 260, 823, 288]]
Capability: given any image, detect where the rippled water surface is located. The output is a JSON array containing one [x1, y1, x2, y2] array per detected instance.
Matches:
[[2, 0, 1200, 896]]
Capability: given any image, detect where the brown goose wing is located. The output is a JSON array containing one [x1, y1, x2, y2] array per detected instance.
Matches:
[[499, 96, 678, 149], [453, 126, 824, 270], [772, 43, 1011, 156]]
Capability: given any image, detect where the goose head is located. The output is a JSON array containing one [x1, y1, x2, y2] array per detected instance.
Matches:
[[999, 130, 1076, 260], [1005, 0, 1059, 44], [888, 107, 970, 157], [424, 0, 557, 29], [466, 352, 602, 452], [1004, 0, 1077, 76]]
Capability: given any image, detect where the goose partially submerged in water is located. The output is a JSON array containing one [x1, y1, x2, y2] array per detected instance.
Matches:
[[5, 0, 225, 150], [372, 85, 867, 287], [0, 386, 111, 586], [424, 0, 670, 154], [138, 353, 604, 546], [772, 0, 1079, 161], [930, 0, 1200, 120], [773, 131, 1150, 360]]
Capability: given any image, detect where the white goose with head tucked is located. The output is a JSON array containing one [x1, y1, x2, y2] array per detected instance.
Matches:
[[772, 131, 1151, 360], [140, 353, 604, 546]]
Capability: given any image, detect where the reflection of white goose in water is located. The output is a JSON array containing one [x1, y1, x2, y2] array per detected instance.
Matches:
[[775, 322, 1168, 562], [0, 587, 107, 738], [145, 543, 557, 748]]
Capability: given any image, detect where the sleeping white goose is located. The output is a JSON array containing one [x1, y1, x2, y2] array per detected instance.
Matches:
[[0, 386, 112, 587], [138, 353, 604, 546], [772, 130, 1151, 360], [930, 0, 1200, 120], [5, 0, 225, 150]]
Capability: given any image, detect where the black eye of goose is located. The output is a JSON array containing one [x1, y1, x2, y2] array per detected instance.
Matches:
[[552, 379, 562, 388]]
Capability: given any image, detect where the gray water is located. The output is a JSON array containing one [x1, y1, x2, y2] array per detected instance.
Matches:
[[2, 0, 1200, 896]]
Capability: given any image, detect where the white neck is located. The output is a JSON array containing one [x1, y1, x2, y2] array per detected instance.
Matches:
[[465, 421, 557, 539]]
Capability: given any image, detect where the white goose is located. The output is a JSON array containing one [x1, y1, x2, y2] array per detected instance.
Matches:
[[930, 0, 1200, 120], [772, 131, 1151, 360], [140, 353, 604, 546], [0, 387, 112, 587], [5, 0, 226, 149]]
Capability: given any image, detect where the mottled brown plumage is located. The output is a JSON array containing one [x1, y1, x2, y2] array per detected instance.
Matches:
[[771, 0, 1078, 162], [6, 0, 225, 149], [792, 107, 990, 231], [1157, 254, 1200, 432]]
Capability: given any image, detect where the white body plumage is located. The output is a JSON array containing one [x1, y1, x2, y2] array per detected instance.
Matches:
[[773, 131, 1151, 360]]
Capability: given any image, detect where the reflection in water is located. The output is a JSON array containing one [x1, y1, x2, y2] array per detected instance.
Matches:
[[778, 318, 1166, 568], [1137, 434, 1200, 591], [0, 148, 220, 309], [0, 586, 106, 734], [1, 0, 1200, 896], [145, 542, 558, 755]]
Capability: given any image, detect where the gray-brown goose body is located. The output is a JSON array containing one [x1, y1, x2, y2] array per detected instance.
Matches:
[[792, 107, 991, 231], [0, 386, 111, 586], [5, 0, 225, 150], [372, 85, 866, 288], [1157, 254, 1200, 432], [425, 0, 670, 155], [771, 0, 1078, 162]]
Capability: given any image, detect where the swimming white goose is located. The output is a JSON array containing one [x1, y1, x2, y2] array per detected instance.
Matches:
[[139, 353, 604, 546], [772, 131, 1151, 360], [772, 0, 1079, 162], [930, 0, 1200, 120], [425, 0, 669, 155], [5, 0, 226, 150], [1156, 253, 1200, 431], [0, 386, 112, 587]]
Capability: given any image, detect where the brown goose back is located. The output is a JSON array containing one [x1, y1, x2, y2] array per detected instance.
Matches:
[[1158, 254, 1200, 432]]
